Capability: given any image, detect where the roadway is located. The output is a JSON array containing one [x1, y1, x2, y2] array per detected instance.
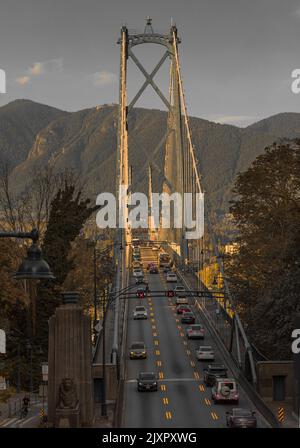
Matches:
[[122, 246, 269, 428]]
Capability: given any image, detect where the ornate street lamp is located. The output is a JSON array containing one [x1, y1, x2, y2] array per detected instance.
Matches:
[[0, 228, 54, 280]]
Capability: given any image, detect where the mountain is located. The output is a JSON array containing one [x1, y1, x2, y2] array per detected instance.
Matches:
[[1, 99, 299, 216], [0, 99, 68, 168]]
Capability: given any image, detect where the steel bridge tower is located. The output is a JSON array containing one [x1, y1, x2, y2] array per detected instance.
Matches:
[[116, 18, 203, 267]]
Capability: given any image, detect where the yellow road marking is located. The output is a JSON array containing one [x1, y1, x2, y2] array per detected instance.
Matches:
[[211, 411, 219, 420], [151, 318, 155, 323], [150, 312, 154, 317], [165, 411, 172, 420], [198, 384, 205, 392], [159, 371, 164, 379], [162, 397, 169, 405], [190, 360, 195, 367], [153, 332, 158, 337], [157, 360, 162, 367], [152, 325, 156, 330], [154, 340, 159, 346], [194, 371, 200, 380], [160, 384, 166, 391], [155, 350, 160, 356], [204, 398, 211, 406], [186, 349, 191, 355], [183, 341, 187, 346]]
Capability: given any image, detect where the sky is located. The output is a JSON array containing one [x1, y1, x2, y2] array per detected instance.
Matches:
[[0, 0, 300, 126]]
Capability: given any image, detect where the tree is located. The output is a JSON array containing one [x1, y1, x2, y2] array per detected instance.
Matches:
[[35, 180, 96, 354], [227, 140, 300, 359]]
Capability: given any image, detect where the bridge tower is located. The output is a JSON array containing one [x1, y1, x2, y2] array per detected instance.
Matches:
[[116, 18, 203, 267]]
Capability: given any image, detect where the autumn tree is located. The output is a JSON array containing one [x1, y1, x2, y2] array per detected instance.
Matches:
[[227, 140, 300, 359]]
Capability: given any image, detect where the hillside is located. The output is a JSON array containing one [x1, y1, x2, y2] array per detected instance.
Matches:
[[0, 99, 68, 168], [0, 100, 299, 216]]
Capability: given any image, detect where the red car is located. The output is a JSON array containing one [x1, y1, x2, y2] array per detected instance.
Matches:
[[147, 263, 155, 270], [176, 304, 192, 314]]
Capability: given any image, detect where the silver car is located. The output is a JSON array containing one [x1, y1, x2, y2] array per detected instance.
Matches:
[[196, 346, 215, 361], [133, 306, 148, 319]]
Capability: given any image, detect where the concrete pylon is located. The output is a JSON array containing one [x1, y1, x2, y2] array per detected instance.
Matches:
[[48, 292, 94, 427]]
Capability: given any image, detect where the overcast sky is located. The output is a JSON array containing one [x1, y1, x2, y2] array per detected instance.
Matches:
[[0, 0, 300, 126]]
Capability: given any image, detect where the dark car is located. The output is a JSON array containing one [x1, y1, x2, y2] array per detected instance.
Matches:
[[149, 265, 158, 274], [176, 304, 192, 314], [226, 408, 257, 428], [203, 364, 228, 387], [137, 372, 158, 392], [181, 311, 195, 324]]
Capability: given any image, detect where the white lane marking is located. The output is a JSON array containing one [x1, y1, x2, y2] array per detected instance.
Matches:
[[18, 415, 39, 427], [0, 417, 19, 427]]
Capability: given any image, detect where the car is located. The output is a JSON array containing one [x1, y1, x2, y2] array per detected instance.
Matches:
[[226, 408, 257, 428], [135, 276, 146, 284], [181, 311, 195, 324], [133, 306, 148, 319], [129, 342, 147, 359], [133, 268, 143, 278], [174, 285, 186, 297], [137, 372, 158, 391], [147, 262, 155, 270], [132, 261, 142, 269], [176, 296, 189, 305], [212, 378, 239, 404], [204, 364, 228, 387], [166, 272, 177, 282], [196, 346, 215, 361], [176, 304, 192, 314], [149, 265, 158, 274], [152, 246, 159, 251], [186, 324, 205, 339], [133, 254, 141, 261]]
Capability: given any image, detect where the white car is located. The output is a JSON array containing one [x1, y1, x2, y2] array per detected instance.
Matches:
[[196, 346, 215, 361], [166, 272, 177, 282], [133, 269, 143, 278], [133, 306, 148, 320], [176, 297, 188, 305]]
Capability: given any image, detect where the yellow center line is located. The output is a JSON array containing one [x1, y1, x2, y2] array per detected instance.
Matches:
[[194, 371, 200, 380], [155, 350, 160, 356], [160, 384, 166, 391], [159, 371, 164, 379], [190, 360, 195, 367], [165, 411, 172, 420], [186, 349, 191, 356], [162, 397, 169, 405], [204, 398, 211, 406], [211, 411, 219, 420], [152, 325, 156, 330], [183, 341, 187, 346], [157, 360, 162, 367], [153, 332, 158, 337], [154, 340, 159, 346], [198, 384, 205, 392]]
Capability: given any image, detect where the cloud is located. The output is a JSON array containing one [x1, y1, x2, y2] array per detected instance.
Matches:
[[93, 71, 116, 87], [28, 58, 63, 76], [15, 58, 63, 87], [15, 75, 30, 86]]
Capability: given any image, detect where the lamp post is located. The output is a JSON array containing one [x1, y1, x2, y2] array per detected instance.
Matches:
[[26, 341, 33, 396], [0, 228, 54, 280]]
